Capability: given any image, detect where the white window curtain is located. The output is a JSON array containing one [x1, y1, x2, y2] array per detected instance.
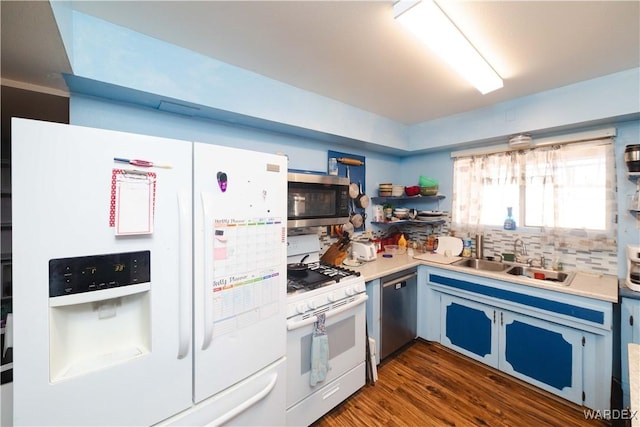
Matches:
[[452, 139, 617, 251]]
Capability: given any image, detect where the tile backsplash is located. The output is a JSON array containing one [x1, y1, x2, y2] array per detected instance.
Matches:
[[318, 214, 618, 276], [472, 229, 618, 276]]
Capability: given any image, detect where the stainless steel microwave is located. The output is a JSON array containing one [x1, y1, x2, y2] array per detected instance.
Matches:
[[287, 172, 350, 228]]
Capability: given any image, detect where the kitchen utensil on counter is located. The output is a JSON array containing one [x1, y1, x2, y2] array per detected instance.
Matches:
[[351, 240, 377, 261], [435, 236, 463, 256], [321, 236, 351, 266]]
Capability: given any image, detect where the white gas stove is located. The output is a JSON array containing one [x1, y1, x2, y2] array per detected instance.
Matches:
[[286, 235, 366, 320], [286, 262, 366, 320], [285, 233, 368, 426]]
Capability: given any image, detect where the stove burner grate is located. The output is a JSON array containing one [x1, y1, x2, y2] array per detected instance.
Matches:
[[287, 262, 360, 294]]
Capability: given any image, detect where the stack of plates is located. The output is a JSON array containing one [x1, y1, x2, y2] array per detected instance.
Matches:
[[416, 210, 445, 221]]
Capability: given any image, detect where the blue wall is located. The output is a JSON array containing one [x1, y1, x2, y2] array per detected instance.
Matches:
[[61, 8, 640, 279], [69, 94, 400, 198]]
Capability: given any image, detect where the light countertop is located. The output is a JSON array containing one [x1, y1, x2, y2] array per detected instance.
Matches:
[[348, 252, 618, 303]]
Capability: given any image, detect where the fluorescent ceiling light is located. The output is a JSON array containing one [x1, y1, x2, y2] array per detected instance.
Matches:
[[394, 0, 503, 94]]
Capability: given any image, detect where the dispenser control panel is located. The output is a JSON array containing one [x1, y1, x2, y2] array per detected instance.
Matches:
[[49, 251, 151, 297]]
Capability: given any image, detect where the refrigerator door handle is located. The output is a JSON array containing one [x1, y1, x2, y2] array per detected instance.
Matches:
[[206, 373, 278, 427], [177, 190, 191, 359], [201, 192, 214, 350]]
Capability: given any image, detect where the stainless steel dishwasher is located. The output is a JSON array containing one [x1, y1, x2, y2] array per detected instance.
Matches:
[[380, 269, 417, 359]]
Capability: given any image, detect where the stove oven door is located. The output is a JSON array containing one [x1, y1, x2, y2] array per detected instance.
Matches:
[[285, 294, 367, 415]]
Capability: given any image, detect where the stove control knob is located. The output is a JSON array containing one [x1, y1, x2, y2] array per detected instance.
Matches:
[[308, 300, 317, 310], [296, 303, 307, 314], [345, 287, 355, 296], [327, 293, 336, 302], [355, 283, 366, 293]]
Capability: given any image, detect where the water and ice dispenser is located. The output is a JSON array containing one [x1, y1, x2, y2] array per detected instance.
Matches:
[[48, 251, 152, 382]]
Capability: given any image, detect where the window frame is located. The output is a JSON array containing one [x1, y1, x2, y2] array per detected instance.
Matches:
[[451, 137, 617, 247]]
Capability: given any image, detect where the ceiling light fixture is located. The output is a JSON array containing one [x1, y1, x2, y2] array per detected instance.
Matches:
[[393, 0, 504, 94]]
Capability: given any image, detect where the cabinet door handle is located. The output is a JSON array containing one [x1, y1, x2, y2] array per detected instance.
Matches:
[[631, 315, 634, 326], [493, 310, 496, 323], [501, 312, 503, 326]]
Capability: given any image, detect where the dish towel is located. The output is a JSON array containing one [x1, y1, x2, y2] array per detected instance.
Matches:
[[310, 312, 329, 386]]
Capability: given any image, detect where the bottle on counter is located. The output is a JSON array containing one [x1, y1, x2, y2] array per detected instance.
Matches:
[[462, 236, 472, 257], [398, 234, 407, 248], [425, 235, 437, 252]]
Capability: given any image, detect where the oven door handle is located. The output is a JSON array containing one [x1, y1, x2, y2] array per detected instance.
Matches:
[[286, 293, 368, 331]]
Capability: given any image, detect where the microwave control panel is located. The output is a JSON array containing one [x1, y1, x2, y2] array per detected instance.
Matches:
[[49, 251, 150, 297]]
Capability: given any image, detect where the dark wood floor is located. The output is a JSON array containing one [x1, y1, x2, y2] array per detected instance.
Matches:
[[313, 340, 609, 427]]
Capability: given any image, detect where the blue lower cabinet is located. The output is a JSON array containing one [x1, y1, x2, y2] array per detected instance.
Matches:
[[500, 312, 583, 404], [441, 293, 584, 406], [441, 295, 498, 366]]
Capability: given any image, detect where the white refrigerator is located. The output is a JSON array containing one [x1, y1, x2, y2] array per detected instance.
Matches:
[[11, 118, 287, 426]]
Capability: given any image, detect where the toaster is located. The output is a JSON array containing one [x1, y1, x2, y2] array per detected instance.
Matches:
[[351, 241, 377, 262]]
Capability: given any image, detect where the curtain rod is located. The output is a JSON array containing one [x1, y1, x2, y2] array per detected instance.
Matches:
[[451, 127, 616, 158]]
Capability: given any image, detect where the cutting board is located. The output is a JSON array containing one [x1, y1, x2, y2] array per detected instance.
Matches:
[[413, 252, 462, 265], [435, 236, 464, 256]]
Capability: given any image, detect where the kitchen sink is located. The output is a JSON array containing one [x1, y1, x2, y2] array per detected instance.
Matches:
[[505, 266, 575, 285], [452, 258, 511, 272]]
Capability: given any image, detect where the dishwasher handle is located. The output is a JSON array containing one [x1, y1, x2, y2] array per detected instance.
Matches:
[[382, 272, 417, 288]]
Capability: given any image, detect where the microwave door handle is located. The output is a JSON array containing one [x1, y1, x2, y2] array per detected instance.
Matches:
[[286, 294, 368, 331]]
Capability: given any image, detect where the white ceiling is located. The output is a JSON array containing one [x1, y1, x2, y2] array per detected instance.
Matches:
[[2, 1, 639, 125]]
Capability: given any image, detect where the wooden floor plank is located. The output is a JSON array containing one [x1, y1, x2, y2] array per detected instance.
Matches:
[[312, 340, 609, 427]]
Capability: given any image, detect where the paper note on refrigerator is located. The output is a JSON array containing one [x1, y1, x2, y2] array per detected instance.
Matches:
[[111, 169, 156, 235]]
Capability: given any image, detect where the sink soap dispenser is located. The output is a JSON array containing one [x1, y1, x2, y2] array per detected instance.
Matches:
[[503, 207, 516, 230]]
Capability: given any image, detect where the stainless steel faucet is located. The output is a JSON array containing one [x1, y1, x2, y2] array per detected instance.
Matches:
[[514, 239, 534, 265], [514, 238, 527, 257]]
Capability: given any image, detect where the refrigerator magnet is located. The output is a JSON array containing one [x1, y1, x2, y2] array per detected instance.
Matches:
[[217, 172, 227, 192]]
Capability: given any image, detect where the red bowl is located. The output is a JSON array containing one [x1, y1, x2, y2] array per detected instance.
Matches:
[[405, 186, 420, 196]]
